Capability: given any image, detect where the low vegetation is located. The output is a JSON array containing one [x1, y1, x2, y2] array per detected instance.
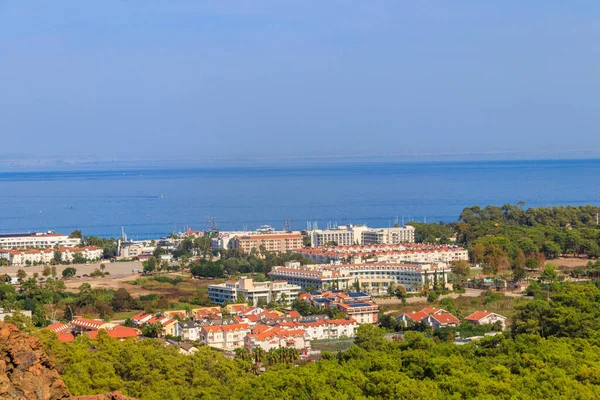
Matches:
[[26, 282, 600, 398]]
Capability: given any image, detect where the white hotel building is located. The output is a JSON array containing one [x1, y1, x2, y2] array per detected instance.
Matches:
[[208, 278, 301, 306], [268, 261, 449, 293], [309, 225, 415, 247], [0, 231, 81, 249]]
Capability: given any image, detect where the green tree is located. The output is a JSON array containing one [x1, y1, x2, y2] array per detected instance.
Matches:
[[540, 264, 559, 284], [16, 269, 27, 282], [62, 267, 77, 279], [143, 257, 157, 274], [69, 230, 82, 239]]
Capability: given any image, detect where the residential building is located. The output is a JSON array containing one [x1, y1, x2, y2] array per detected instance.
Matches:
[[396, 308, 448, 327], [0, 246, 103, 266], [425, 313, 460, 329], [244, 327, 310, 352], [56, 246, 104, 263], [208, 278, 301, 306], [177, 342, 199, 355], [131, 312, 153, 327], [190, 307, 222, 320], [291, 319, 358, 340], [336, 302, 379, 324], [181, 321, 199, 341], [145, 316, 182, 337], [465, 311, 507, 330], [0, 231, 81, 249], [396, 308, 459, 330], [199, 323, 251, 349], [229, 232, 303, 254]]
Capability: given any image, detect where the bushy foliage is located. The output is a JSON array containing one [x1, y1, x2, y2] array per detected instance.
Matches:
[[39, 318, 600, 399]]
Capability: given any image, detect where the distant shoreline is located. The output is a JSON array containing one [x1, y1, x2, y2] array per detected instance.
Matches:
[[1, 152, 599, 173]]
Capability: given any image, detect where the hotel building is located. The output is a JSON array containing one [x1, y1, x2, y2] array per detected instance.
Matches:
[[268, 261, 449, 293], [0, 231, 81, 249], [208, 278, 301, 306]]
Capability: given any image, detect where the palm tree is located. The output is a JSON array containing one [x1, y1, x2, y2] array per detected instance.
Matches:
[[252, 347, 266, 374]]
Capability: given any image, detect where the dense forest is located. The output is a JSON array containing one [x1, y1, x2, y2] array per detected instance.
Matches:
[[410, 205, 600, 277], [37, 282, 600, 399]]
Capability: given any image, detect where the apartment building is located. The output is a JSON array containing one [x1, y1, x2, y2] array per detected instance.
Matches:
[[0, 246, 103, 266], [336, 302, 379, 324], [309, 225, 415, 247], [208, 278, 301, 306], [269, 262, 450, 292], [360, 226, 415, 245], [244, 326, 310, 352], [199, 323, 251, 349], [0, 231, 81, 249], [229, 232, 303, 254]]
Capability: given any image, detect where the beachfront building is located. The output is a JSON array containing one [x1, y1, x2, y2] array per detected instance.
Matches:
[[0, 231, 80, 249], [268, 262, 450, 293], [208, 278, 301, 306], [308, 225, 415, 247], [57, 246, 104, 263], [229, 232, 303, 254], [293, 243, 468, 265], [0, 246, 103, 266]]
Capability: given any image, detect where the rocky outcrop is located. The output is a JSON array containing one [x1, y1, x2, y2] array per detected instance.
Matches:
[[0, 322, 135, 400]]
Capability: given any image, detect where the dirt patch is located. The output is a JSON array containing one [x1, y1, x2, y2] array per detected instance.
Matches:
[[548, 257, 597, 269]]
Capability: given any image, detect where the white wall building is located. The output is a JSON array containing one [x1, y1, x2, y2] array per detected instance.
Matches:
[[208, 278, 301, 306], [199, 323, 251, 349], [0, 231, 81, 249], [269, 262, 450, 292], [0, 246, 103, 266], [309, 225, 415, 247]]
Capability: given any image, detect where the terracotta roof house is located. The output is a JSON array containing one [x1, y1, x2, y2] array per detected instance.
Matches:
[[465, 311, 507, 330]]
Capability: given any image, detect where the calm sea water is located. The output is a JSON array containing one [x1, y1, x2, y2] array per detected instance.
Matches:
[[0, 159, 599, 238]]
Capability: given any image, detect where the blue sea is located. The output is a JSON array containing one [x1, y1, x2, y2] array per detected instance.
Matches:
[[0, 159, 599, 239]]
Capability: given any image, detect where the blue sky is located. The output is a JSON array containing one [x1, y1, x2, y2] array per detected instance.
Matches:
[[1, 1, 599, 162]]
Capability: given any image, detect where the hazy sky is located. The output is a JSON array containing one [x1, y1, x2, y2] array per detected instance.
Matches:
[[1, 1, 599, 161]]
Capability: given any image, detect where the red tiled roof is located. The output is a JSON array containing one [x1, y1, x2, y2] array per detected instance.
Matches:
[[430, 313, 460, 324], [403, 311, 429, 322], [465, 311, 493, 321], [246, 314, 260, 323], [87, 326, 139, 339], [202, 323, 250, 333], [131, 312, 151, 322], [46, 323, 71, 334], [57, 333, 75, 342], [71, 318, 108, 330]]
